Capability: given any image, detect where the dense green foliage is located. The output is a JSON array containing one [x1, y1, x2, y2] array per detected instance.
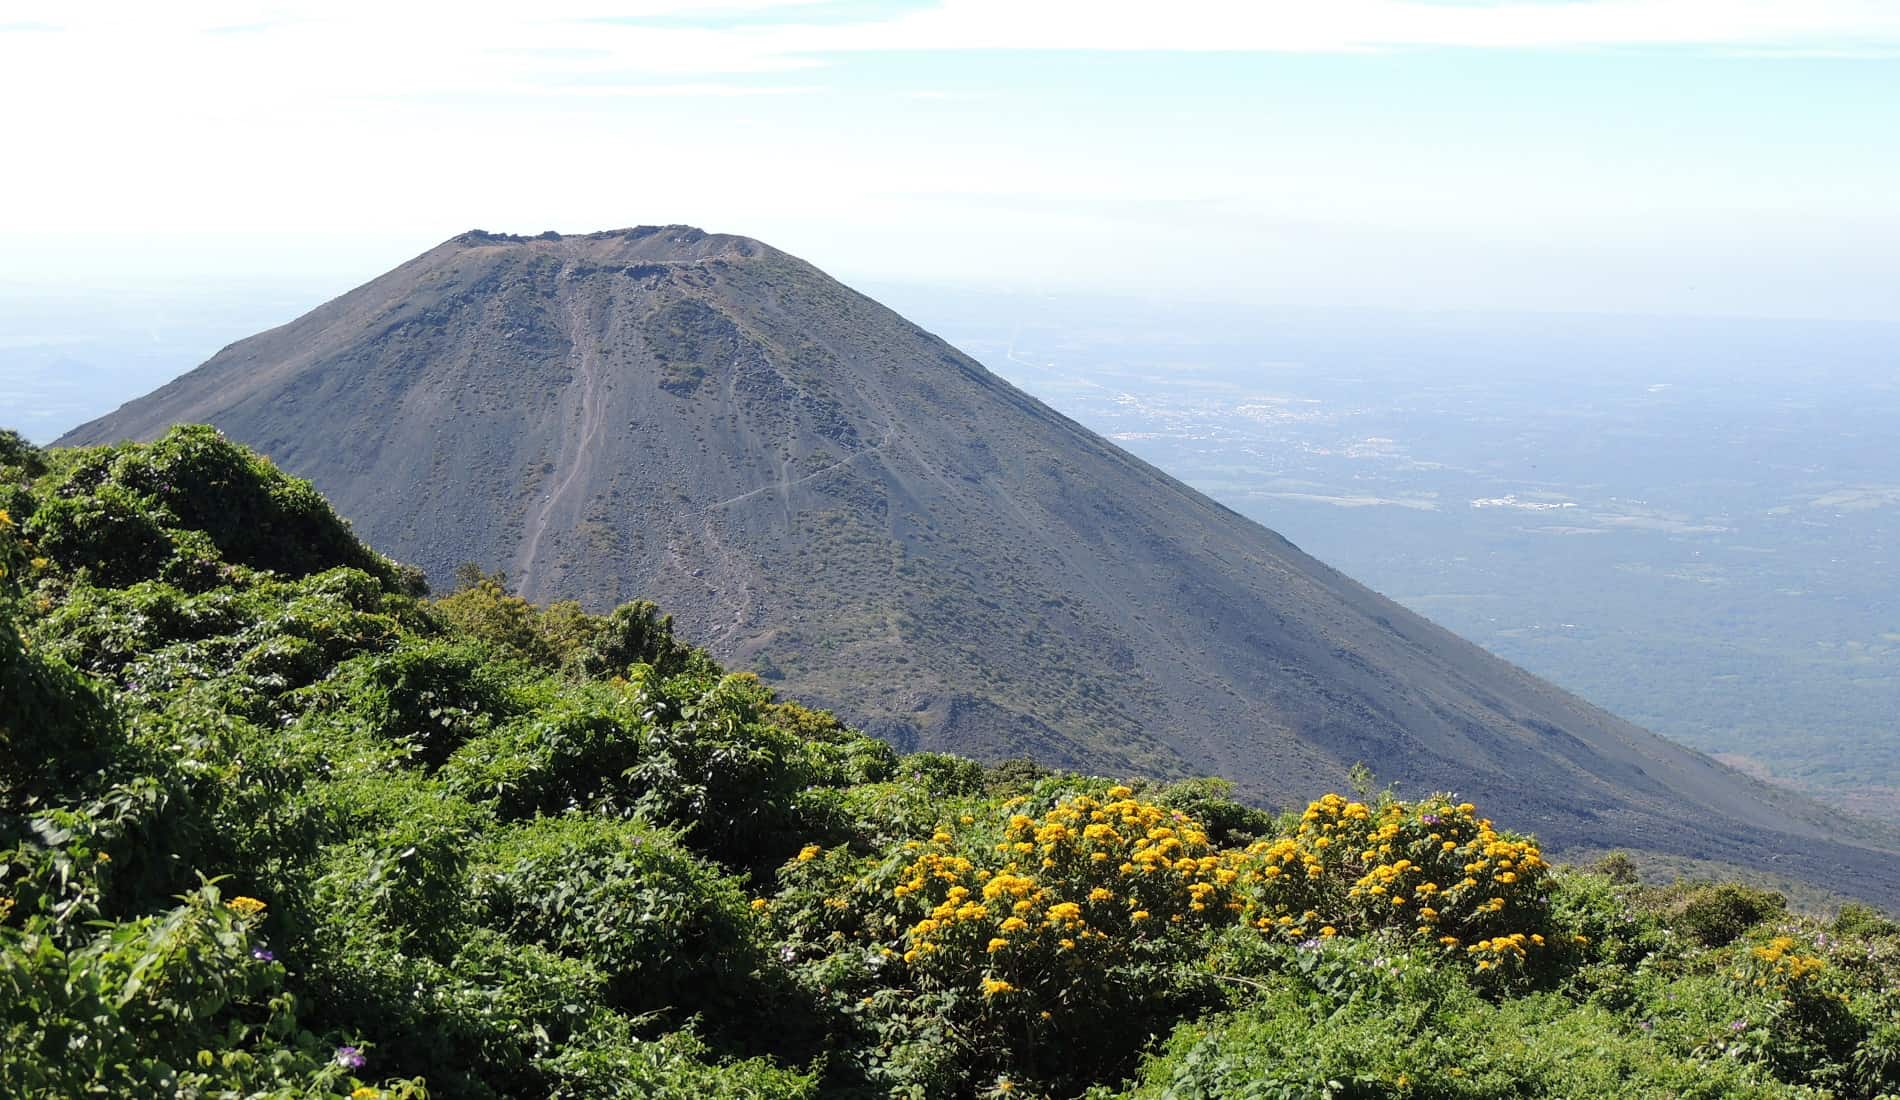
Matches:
[[3, 426, 1898, 1099]]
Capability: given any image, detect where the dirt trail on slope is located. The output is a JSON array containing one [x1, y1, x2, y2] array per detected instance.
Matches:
[[515, 273, 610, 596], [690, 426, 896, 518]]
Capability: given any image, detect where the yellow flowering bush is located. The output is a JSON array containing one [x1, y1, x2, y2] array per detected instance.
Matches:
[[890, 788, 1560, 1006], [835, 785, 1252, 1092], [1750, 936, 1827, 982], [1737, 934, 1834, 1000], [843, 786, 1565, 1092], [893, 786, 1240, 989], [1230, 793, 1556, 972]]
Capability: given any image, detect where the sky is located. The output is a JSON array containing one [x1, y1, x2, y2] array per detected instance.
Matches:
[[3, 1, 1899, 319]]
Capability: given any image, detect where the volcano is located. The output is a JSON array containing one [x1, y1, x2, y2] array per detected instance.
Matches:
[[61, 226, 1900, 901]]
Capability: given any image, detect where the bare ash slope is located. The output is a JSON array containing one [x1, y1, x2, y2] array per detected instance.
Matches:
[[62, 227, 1900, 902]]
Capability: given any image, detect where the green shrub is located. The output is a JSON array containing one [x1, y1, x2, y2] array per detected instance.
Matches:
[[782, 700, 897, 787], [289, 916, 613, 1098], [431, 570, 564, 667], [1116, 977, 1810, 1100], [982, 756, 1052, 797], [0, 612, 119, 813], [298, 771, 486, 953], [31, 580, 212, 676], [900, 751, 988, 797], [1834, 903, 1900, 938], [1674, 882, 1788, 947], [571, 598, 695, 681], [1157, 777, 1278, 846], [441, 690, 646, 818], [0, 883, 424, 1099], [328, 639, 514, 767], [0, 489, 30, 590], [1, 777, 176, 936], [27, 428, 412, 595], [617, 666, 815, 865], [544, 1016, 818, 1100], [117, 426, 407, 586], [0, 429, 46, 480], [23, 482, 176, 587], [474, 813, 764, 1018], [1594, 850, 1641, 885]]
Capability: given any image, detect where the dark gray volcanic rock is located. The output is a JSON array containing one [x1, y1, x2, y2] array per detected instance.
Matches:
[[62, 227, 1900, 902]]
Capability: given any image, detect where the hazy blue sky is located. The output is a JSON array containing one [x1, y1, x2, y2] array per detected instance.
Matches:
[[3, 2, 1899, 319]]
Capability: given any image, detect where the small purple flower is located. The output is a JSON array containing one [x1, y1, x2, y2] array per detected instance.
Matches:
[[1300, 938, 1322, 951], [251, 947, 275, 962], [1729, 1019, 1748, 1033], [1420, 813, 1440, 825], [780, 945, 798, 964], [335, 1046, 367, 1070]]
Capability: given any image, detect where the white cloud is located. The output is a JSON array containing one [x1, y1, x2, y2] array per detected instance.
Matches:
[[812, 0, 1900, 53], [9, 2, 1900, 102], [503, 82, 820, 97], [896, 90, 996, 101], [3, 0, 1897, 319], [4, 2, 1895, 155]]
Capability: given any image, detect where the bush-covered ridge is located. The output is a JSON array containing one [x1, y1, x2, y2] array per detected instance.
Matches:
[[2, 426, 1898, 1099]]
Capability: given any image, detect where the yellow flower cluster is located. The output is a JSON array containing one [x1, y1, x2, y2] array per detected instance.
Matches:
[[1227, 794, 1551, 960], [889, 789, 1558, 999], [1466, 932, 1544, 970], [893, 788, 1241, 989], [1750, 936, 1827, 983], [225, 895, 267, 918]]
